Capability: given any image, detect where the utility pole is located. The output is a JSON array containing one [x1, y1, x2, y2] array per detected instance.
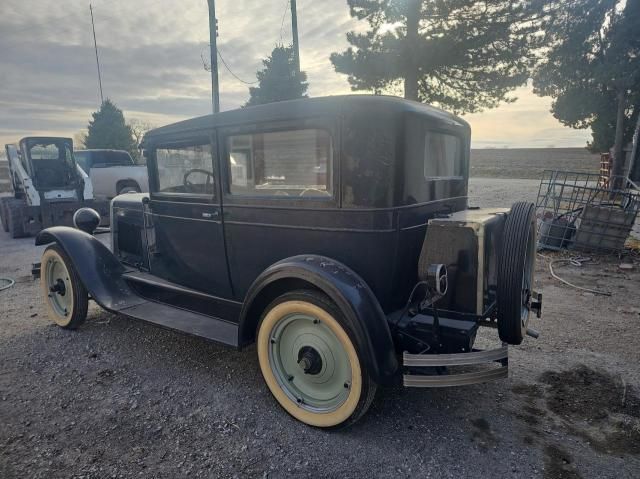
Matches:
[[404, 0, 420, 101], [89, 3, 104, 104], [207, 0, 220, 113], [290, 0, 300, 75]]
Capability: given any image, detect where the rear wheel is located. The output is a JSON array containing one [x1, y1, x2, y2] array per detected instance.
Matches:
[[256, 290, 376, 428], [497, 202, 537, 345], [0, 197, 9, 232], [40, 245, 88, 329]]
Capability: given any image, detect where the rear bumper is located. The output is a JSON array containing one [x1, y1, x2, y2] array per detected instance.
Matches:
[[402, 345, 508, 387]]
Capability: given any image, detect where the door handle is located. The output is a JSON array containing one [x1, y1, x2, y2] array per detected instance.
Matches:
[[202, 211, 219, 219]]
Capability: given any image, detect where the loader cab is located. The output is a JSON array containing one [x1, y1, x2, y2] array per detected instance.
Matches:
[[19, 137, 82, 191]]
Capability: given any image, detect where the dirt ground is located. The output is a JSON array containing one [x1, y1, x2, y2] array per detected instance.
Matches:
[[1, 178, 639, 478]]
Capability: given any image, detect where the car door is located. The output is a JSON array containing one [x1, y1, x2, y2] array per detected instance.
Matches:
[[219, 122, 341, 301], [146, 134, 232, 298]]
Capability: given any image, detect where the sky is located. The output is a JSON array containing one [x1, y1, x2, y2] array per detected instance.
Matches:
[[0, 0, 593, 150]]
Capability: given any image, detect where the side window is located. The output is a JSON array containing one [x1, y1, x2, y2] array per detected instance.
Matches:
[[423, 132, 463, 179], [227, 129, 332, 197], [155, 143, 215, 196]]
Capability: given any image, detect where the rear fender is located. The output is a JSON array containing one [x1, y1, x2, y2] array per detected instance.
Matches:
[[35, 226, 142, 311], [238, 255, 399, 385]]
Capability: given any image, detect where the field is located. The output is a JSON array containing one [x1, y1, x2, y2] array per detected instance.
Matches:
[[470, 148, 601, 179]]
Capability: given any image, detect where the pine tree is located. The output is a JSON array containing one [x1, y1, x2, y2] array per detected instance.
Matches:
[[84, 100, 137, 155], [246, 45, 309, 106], [330, 0, 544, 114], [533, 0, 640, 169]]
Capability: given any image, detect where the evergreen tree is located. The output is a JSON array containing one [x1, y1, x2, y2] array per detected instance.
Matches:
[[246, 45, 309, 106], [84, 100, 137, 155], [533, 0, 640, 170], [330, 0, 543, 113]]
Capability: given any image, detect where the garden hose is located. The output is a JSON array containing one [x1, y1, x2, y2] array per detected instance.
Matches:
[[0, 277, 15, 292]]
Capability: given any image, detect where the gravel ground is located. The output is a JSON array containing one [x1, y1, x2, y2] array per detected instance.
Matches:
[[1, 178, 640, 478]]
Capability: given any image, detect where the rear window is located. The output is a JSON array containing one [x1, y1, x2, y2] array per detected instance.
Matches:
[[91, 151, 134, 167], [424, 132, 463, 179], [29, 144, 61, 160]]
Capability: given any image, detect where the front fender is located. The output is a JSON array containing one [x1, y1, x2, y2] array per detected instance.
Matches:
[[36, 227, 143, 311], [239, 255, 399, 385]]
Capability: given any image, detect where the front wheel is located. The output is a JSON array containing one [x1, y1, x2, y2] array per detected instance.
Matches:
[[40, 245, 89, 329], [256, 290, 376, 429]]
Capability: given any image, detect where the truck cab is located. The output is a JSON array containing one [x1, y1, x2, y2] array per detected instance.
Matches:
[[74, 149, 149, 199]]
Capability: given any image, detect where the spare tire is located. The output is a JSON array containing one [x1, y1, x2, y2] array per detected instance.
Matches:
[[497, 202, 536, 345]]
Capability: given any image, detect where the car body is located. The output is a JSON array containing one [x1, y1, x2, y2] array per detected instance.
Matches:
[[74, 149, 149, 199], [35, 95, 541, 428]]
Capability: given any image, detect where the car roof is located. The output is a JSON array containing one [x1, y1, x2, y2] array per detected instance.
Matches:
[[142, 95, 468, 147]]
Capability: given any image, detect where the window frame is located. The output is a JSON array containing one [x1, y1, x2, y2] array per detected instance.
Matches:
[[422, 129, 465, 181], [148, 134, 218, 203], [219, 119, 339, 208]]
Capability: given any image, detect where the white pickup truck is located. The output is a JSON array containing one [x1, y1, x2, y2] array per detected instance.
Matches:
[[74, 149, 148, 199]]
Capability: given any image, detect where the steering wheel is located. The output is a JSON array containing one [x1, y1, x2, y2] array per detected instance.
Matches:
[[183, 169, 214, 187], [299, 188, 331, 197]]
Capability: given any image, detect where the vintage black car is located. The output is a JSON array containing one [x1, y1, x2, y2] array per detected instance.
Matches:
[[36, 95, 541, 428]]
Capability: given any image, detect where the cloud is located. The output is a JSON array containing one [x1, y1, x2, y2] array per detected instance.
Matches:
[[0, 0, 591, 149]]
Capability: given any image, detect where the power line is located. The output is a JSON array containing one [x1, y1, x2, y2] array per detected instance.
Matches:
[[89, 3, 104, 104], [217, 47, 258, 85], [200, 45, 258, 85], [279, 0, 290, 44]]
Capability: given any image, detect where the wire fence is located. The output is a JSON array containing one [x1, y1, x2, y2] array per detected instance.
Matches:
[[536, 170, 640, 254]]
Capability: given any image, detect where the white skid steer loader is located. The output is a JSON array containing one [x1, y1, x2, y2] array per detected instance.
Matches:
[[0, 137, 109, 238]]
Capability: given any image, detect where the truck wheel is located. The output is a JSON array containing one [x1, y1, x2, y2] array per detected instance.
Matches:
[[40, 245, 88, 329], [256, 290, 376, 429], [7, 198, 27, 238], [497, 202, 537, 345], [0, 198, 9, 232]]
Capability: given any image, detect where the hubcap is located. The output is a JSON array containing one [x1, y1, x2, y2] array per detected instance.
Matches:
[[268, 313, 352, 413], [45, 257, 72, 318]]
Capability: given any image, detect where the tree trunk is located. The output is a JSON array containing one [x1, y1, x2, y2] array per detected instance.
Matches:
[[611, 88, 627, 190], [404, 0, 420, 101]]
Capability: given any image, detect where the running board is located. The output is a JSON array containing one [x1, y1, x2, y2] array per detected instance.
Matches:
[[402, 346, 508, 388], [119, 300, 238, 347]]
